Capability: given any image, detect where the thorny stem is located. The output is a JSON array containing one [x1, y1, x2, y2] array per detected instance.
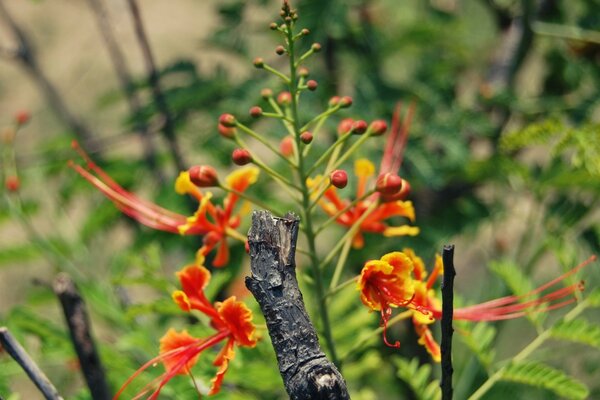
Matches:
[[468, 296, 595, 400], [285, 19, 340, 366]]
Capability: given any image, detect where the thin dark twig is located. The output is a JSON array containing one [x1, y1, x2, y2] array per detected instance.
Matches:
[[440, 245, 456, 400], [53, 274, 111, 400], [0, 0, 96, 152], [0, 327, 64, 400], [85, 0, 165, 183], [125, 0, 187, 174]]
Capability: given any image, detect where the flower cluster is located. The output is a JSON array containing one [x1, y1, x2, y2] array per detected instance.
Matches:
[[114, 256, 257, 399], [358, 250, 596, 361]]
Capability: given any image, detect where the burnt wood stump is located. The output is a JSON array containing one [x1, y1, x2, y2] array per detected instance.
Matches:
[[245, 211, 350, 400]]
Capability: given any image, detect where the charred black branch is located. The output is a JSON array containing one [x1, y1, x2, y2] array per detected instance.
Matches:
[[245, 211, 350, 400], [53, 274, 111, 400], [440, 245, 456, 400]]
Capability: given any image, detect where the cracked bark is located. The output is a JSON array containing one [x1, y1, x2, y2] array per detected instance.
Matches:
[[245, 210, 350, 400]]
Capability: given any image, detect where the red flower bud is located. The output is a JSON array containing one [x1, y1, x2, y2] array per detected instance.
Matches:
[[269, 22, 278, 30], [218, 124, 236, 139], [369, 120, 388, 136], [376, 173, 403, 195], [300, 131, 313, 144], [5, 176, 20, 192], [351, 120, 368, 135], [337, 118, 354, 136], [329, 96, 340, 107], [306, 80, 318, 91], [301, 28, 310, 36], [261, 88, 273, 99], [15, 111, 30, 126], [381, 179, 411, 202], [219, 113, 237, 128], [232, 148, 253, 165], [188, 165, 219, 187], [249, 106, 263, 118], [330, 170, 348, 189], [340, 96, 353, 108], [280, 136, 294, 157], [275, 45, 286, 55], [298, 67, 309, 77], [311, 43, 322, 52], [277, 91, 292, 106], [253, 57, 265, 68]]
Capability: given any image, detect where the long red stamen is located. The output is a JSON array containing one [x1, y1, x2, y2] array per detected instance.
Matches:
[[380, 308, 400, 348]]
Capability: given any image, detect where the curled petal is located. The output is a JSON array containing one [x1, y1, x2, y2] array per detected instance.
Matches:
[[209, 339, 235, 395], [216, 297, 257, 347], [383, 225, 420, 237], [159, 329, 201, 374], [414, 323, 441, 362], [226, 166, 260, 193]]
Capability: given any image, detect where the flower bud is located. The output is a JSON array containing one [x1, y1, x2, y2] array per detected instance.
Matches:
[[369, 120, 388, 136], [15, 111, 30, 126], [351, 120, 368, 135], [1, 128, 15, 144], [232, 148, 253, 165], [5, 176, 20, 192], [306, 80, 318, 91], [218, 124, 236, 139], [329, 96, 340, 107], [275, 45, 286, 55], [337, 118, 354, 135], [260, 88, 273, 99], [311, 43, 322, 52], [188, 165, 219, 187], [340, 96, 353, 108], [269, 22, 278, 30], [330, 170, 348, 189], [284, 16, 292, 23], [301, 28, 310, 36], [253, 57, 265, 68], [381, 179, 411, 202], [277, 91, 292, 106], [298, 67, 309, 77], [249, 106, 263, 118], [219, 113, 237, 128], [300, 131, 313, 144], [280, 136, 294, 157], [376, 173, 403, 195]]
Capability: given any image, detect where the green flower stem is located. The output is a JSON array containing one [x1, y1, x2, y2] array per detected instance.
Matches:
[[340, 310, 413, 362], [319, 201, 379, 270], [235, 122, 296, 167], [285, 21, 340, 367], [300, 105, 341, 133], [468, 297, 593, 400], [301, 110, 330, 158], [315, 190, 376, 236], [262, 111, 293, 122], [307, 181, 332, 213], [295, 48, 316, 66], [252, 158, 301, 191], [306, 133, 353, 176], [262, 63, 290, 83], [329, 237, 353, 290], [326, 128, 375, 174], [326, 276, 358, 298], [219, 184, 283, 216]]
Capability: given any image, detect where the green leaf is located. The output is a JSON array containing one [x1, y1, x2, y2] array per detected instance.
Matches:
[[458, 322, 496, 369], [395, 358, 441, 400], [501, 361, 589, 400], [0, 244, 40, 266], [551, 319, 600, 349]]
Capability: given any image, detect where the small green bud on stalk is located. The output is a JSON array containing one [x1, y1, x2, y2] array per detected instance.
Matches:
[[330, 170, 348, 189], [275, 45, 286, 55], [277, 91, 292, 106], [311, 43, 322, 52], [253, 57, 265, 68], [301, 28, 310, 36], [300, 131, 313, 144], [232, 149, 253, 165], [189, 165, 219, 187], [329, 96, 340, 107], [269, 22, 278, 30], [260, 88, 273, 99], [249, 106, 263, 118], [298, 67, 310, 77]]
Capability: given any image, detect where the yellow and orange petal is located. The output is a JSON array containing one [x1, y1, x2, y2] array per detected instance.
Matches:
[[159, 329, 201, 374], [411, 280, 439, 325], [226, 166, 259, 193], [175, 171, 199, 197], [354, 159, 375, 178], [209, 339, 235, 395], [414, 323, 441, 362], [172, 290, 192, 312], [403, 248, 427, 281], [216, 297, 257, 347]]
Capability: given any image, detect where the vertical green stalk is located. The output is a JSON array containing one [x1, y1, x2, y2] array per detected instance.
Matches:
[[285, 21, 340, 366]]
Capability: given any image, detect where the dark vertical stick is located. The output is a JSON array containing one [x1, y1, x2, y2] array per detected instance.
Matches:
[[440, 245, 456, 400], [86, 0, 165, 183], [0, 1, 96, 152], [0, 327, 63, 400], [53, 274, 111, 400], [125, 0, 187, 174], [245, 211, 350, 400]]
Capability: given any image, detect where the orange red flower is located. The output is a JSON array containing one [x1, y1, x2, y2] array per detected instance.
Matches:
[[308, 159, 419, 248], [114, 263, 257, 399], [70, 141, 258, 267], [358, 250, 596, 362]]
